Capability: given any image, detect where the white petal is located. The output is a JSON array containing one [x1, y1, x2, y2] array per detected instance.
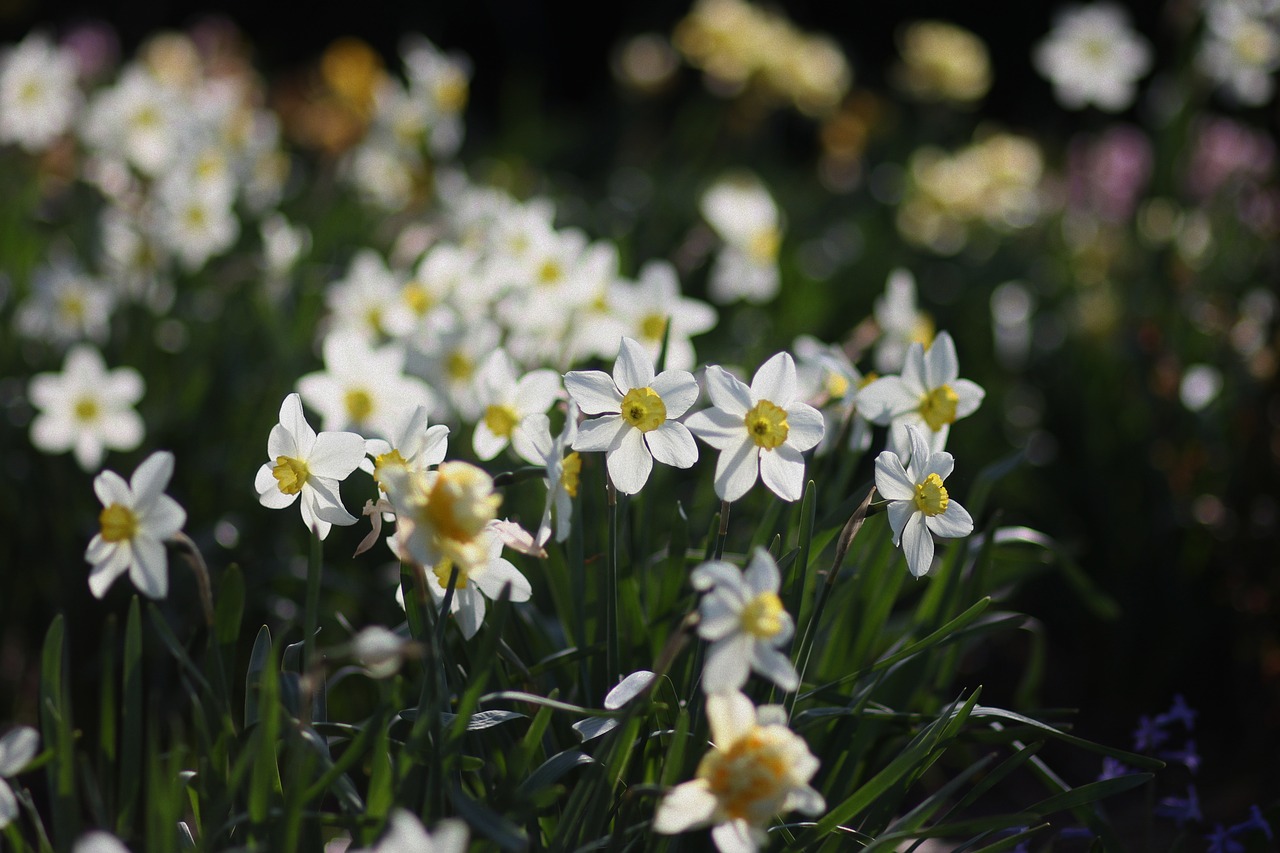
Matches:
[[711, 819, 760, 853], [604, 670, 656, 709], [278, 393, 316, 456], [99, 411, 144, 454], [952, 378, 985, 419], [783, 404, 824, 452], [704, 691, 756, 746], [650, 370, 700, 418], [472, 422, 507, 461], [902, 513, 935, 577], [419, 424, 451, 466], [905, 425, 932, 475], [645, 423, 698, 469], [926, 501, 973, 538], [73, 432, 106, 472], [0, 778, 15, 828], [88, 544, 130, 599], [886, 501, 915, 545], [684, 408, 747, 451], [653, 781, 717, 835], [702, 636, 751, 695], [743, 548, 780, 595], [855, 376, 917, 425], [453, 588, 484, 639], [267, 421, 298, 460], [473, 559, 533, 603], [93, 469, 131, 508], [428, 818, 470, 853], [785, 785, 826, 815], [751, 643, 799, 691], [750, 352, 797, 405], [703, 366, 751, 416], [514, 369, 563, 414], [691, 561, 745, 592], [307, 431, 366, 479], [613, 337, 655, 392], [563, 370, 621, 415], [759, 444, 805, 502], [255, 464, 297, 508], [923, 331, 959, 388], [129, 537, 169, 599], [606, 428, 653, 495], [920, 451, 955, 482], [698, 595, 742, 642], [574, 415, 627, 453], [143, 495, 186, 540], [512, 413, 553, 465], [306, 478, 356, 526], [129, 451, 174, 508], [0, 726, 40, 776], [713, 438, 760, 503], [874, 452, 915, 501]]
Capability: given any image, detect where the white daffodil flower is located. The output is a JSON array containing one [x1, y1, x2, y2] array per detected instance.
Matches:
[[362, 404, 451, 495], [73, 831, 132, 853], [793, 335, 874, 456], [653, 692, 824, 853], [874, 425, 975, 578], [512, 403, 581, 545], [0, 725, 39, 829], [856, 331, 985, 460], [418, 525, 533, 640], [1032, 3, 1153, 112], [349, 810, 469, 853], [27, 344, 145, 472], [0, 32, 80, 153], [684, 352, 824, 503], [700, 175, 783, 304], [471, 349, 563, 461], [872, 268, 934, 374], [564, 337, 699, 495], [613, 260, 718, 372], [692, 549, 800, 695], [1197, 0, 1280, 106], [84, 450, 187, 600], [382, 460, 502, 574], [254, 393, 365, 540]]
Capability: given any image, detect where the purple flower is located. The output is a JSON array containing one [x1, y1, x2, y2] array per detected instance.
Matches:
[[1057, 826, 1095, 839], [1159, 739, 1201, 774], [1067, 124, 1153, 223], [1097, 756, 1132, 781], [1155, 784, 1202, 828], [1205, 824, 1243, 853], [1187, 117, 1276, 200], [1133, 714, 1170, 751], [1229, 805, 1273, 841], [1156, 694, 1198, 731]]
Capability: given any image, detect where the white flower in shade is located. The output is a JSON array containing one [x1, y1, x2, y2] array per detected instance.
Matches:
[[471, 349, 563, 461], [419, 525, 533, 640], [873, 268, 934, 374], [362, 404, 450, 494], [84, 451, 186, 599], [297, 331, 436, 440], [692, 549, 799, 695], [564, 337, 699, 495], [1033, 3, 1153, 112], [0, 725, 39, 829], [685, 353, 825, 503], [73, 832, 132, 853], [350, 810, 469, 853], [700, 175, 783, 304], [350, 626, 413, 679], [254, 393, 366, 540], [407, 315, 502, 421], [15, 258, 116, 347], [613, 260, 718, 372], [0, 32, 81, 152], [1197, 0, 1280, 106], [653, 692, 823, 852], [512, 403, 581, 545], [793, 336, 874, 456], [874, 425, 974, 578], [856, 331, 984, 459], [27, 344, 144, 472]]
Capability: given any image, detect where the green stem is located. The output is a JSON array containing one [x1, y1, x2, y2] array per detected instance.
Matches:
[[713, 500, 731, 561], [606, 482, 619, 687], [304, 531, 322, 677]]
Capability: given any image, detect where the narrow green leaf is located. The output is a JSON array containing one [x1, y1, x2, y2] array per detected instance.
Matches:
[[244, 625, 272, 730], [1027, 773, 1153, 817], [40, 614, 77, 847], [118, 598, 143, 838]]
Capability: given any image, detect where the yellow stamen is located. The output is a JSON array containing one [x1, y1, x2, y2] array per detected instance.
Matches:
[[918, 385, 959, 431], [748, 227, 781, 264], [697, 729, 790, 822], [402, 282, 433, 315], [739, 591, 785, 639], [911, 315, 936, 346], [913, 473, 949, 516], [560, 452, 582, 498], [620, 387, 667, 432], [483, 404, 520, 439], [272, 455, 310, 495], [744, 400, 789, 449], [824, 371, 849, 399], [373, 449, 407, 492], [435, 72, 469, 113], [99, 504, 138, 543], [345, 389, 374, 423], [58, 294, 86, 322], [640, 314, 668, 342], [537, 259, 563, 286], [74, 397, 99, 422], [446, 350, 474, 382]]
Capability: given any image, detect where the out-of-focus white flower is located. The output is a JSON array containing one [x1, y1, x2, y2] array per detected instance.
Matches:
[[612, 260, 717, 372], [653, 691, 823, 852], [350, 626, 413, 679], [857, 331, 985, 459], [0, 32, 81, 152], [155, 180, 240, 272], [84, 450, 186, 599], [407, 315, 503, 421], [471, 349, 562, 460], [350, 810, 469, 853], [326, 250, 418, 343], [685, 352, 824, 503], [0, 725, 39, 829], [73, 831, 132, 853], [254, 393, 365, 540], [512, 403, 581, 545], [347, 142, 416, 210], [27, 344, 144, 472], [260, 214, 310, 285], [382, 460, 502, 576], [874, 425, 974, 578], [1180, 364, 1224, 412], [692, 548, 799, 694], [873, 268, 934, 374], [700, 175, 782, 303], [1197, 0, 1280, 106], [417, 525, 532, 639], [793, 336, 873, 455], [565, 337, 700, 495], [15, 258, 116, 346], [297, 331, 436, 440], [81, 67, 181, 176], [1033, 3, 1153, 112]]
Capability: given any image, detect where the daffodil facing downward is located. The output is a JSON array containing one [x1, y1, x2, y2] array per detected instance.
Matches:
[[564, 337, 699, 495], [874, 424, 975, 578], [653, 692, 824, 852]]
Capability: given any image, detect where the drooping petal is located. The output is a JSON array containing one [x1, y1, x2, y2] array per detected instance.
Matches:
[[886, 501, 915, 545], [703, 365, 752, 416], [574, 415, 628, 453], [307, 431, 366, 479], [923, 331, 959, 388], [645, 422, 698, 469], [926, 501, 974, 539], [874, 452, 916, 501], [750, 351, 798, 405], [751, 643, 800, 691], [129, 537, 169, 599], [0, 725, 40, 776], [759, 444, 805, 502], [129, 451, 174, 508], [653, 781, 718, 835], [650, 370, 701, 418], [783, 404, 825, 452], [702, 636, 752, 695], [713, 438, 760, 503], [684, 408, 747, 450], [612, 337, 656, 392], [606, 427, 653, 495], [901, 513, 935, 577], [563, 370, 622, 415]]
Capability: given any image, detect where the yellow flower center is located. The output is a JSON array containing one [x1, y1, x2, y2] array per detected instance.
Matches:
[[364, 306, 384, 336], [446, 350, 474, 382], [747, 227, 781, 264], [560, 451, 582, 498], [423, 462, 501, 543], [824, 371, 849, 399], [483, 404, 521, 439], [913, 473, 949, 517], [183, 203, 207, 230], [58, 294, 86, 322], [373, 449, 408, 492], [345, 389, 374, 423], [402, 282, 433, 316], [744, 400, 789, 449], [640, 314, 668, 342], [537, 259, 563, 286], [739, 591, 785, 639], [99, 504, 139, 543], [620, 387, 667, 433], [918, 385, 959, 431], [74, 397, 100, 423], [272, 455, 311, 495], [911, 315, 935, 347], [697, 729, 791, 823], [857, 371, 879, 390], [435, 72, 469, 113], [432, 558, 470, 590]]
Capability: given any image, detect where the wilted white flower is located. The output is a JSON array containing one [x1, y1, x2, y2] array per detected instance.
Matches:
[[653, 692, 823, 852], [85, 450, 186, 599], [692, 549, 800, 694], [254, 393, 365, 540], [27, 344, 144, 472], [1033, 3, 1153, 111], [874, 425, 975, 578], [685, 352, 824, 503]]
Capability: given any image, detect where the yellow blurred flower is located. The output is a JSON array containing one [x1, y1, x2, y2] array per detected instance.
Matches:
[[894, 20, 991, 104]]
